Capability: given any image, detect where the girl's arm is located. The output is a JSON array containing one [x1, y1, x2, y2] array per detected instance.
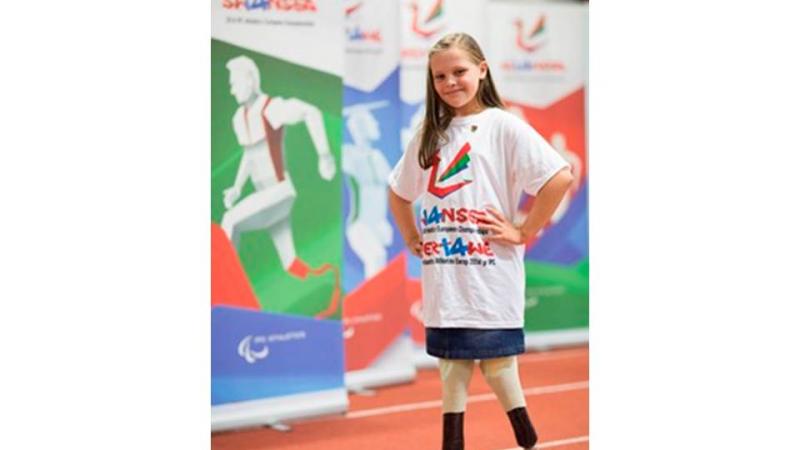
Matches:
[[480, 168, 574, 245], [388, 189, 422, 257]]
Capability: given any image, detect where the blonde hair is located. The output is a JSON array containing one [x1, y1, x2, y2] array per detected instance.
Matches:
[[418, 33, 504, 169]]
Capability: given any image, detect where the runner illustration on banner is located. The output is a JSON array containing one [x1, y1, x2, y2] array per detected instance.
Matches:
[[221, 55, 341, 318], [342, 101, 393, 280]]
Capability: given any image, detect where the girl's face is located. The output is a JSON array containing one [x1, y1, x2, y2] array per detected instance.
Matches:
[[429, 47, 488, 116]]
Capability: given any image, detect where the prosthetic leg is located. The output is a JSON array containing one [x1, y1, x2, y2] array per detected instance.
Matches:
[[438, 359, 474, 450], [479, 357, 537, 449], [439, 356, 537, 449]]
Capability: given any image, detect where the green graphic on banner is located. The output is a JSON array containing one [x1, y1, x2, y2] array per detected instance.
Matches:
[[211, 39, 343, 319], [523, 259, 589, 331]]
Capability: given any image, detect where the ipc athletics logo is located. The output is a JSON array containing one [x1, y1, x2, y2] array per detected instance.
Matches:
[[237, 335, 269, 364], [514, 15, 546, 53], [427, 142, 473, 199], [409, 0, 445, 39]]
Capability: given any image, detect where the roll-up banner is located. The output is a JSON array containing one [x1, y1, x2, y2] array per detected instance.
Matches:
[[211, 0, 347, 430], [342, 0, 416, 390], [487, 0, 589, 348], [400, 0, 488, 368]]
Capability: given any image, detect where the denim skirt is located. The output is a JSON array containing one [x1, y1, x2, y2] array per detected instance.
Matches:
[[425, 327, 525, 359]]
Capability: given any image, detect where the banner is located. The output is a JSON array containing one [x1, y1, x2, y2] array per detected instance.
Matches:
[[487, 0, 589, 346], [399, 0, 487, 367], [211, 7, 344, 319], [342, 0, 416, 389], [211, 0, 347, 428], [211, 307, 345, 430]]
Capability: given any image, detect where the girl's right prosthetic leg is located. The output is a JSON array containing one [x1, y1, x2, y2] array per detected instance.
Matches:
[[438, 358, 475, 450], [479, 357, 538, 449]]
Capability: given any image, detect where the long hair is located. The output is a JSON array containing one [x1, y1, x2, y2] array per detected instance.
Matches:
[[417, 33, 505, 169]]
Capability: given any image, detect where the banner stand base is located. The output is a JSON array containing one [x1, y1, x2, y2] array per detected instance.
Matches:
[[345, 335, 417, 390], [412, 346, 437, 369], [347, 386, 377, 396], [266, 422, 292, 432], [211, 388, 348, 432], [524, 328, 589, 351]]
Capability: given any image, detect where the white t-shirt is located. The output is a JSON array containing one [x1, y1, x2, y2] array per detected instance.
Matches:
[[388, 107, 569, 328]]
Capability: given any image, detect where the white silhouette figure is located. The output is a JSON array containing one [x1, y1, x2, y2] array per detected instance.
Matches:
[[549, 132, 582, 224], [221, 55, 336, 279], [401, 103, 425, 154], [342, 101, 393, 279]]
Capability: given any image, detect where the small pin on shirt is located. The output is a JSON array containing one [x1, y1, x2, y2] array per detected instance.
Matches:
[[471, 125, 478, 132]]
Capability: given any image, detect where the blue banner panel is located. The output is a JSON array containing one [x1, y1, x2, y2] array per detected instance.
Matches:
[[212, 306, 345, 405]]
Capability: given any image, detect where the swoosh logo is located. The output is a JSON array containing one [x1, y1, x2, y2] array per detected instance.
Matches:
[[514, 16, 546, 53], [427, 142, 473, 199], [410, 0, 445, 38], [345, 2, 362, 16]]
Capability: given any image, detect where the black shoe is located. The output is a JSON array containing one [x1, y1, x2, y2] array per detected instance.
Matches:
[[442, 411, 465, 450], [507, 407, 537, 449]]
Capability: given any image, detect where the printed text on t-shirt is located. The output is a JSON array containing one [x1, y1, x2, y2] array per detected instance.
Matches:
[[419, 205, 497, 267]]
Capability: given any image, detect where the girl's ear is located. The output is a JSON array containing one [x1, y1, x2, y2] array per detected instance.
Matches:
[[479, 61, 488, 80]]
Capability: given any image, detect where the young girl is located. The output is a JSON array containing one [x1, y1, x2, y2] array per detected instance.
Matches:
[[388, 33, 574, 450]]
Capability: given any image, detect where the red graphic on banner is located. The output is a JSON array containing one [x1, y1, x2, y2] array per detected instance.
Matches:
[[506, 87, 586, 246], [345, 2, 362, 16], [211, 223, 260, 310], [406, 278, 425, 345], [343, 253, 409, 371]]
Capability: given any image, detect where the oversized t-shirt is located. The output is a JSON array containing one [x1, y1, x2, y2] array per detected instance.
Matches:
[[388, 107, 569, 329]]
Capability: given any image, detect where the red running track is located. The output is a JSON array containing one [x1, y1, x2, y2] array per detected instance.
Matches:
[[212, 346, 588, 450]]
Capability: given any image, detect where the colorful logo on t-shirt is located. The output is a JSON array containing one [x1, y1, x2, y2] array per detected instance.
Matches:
[[427, 142, 473, 199]]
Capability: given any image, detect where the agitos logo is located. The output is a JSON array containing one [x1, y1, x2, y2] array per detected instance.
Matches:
[[427, 142, 473, 199], [238, 335, 269, 364], [409, 0, 445, 39], [514, 16, 546, 53], [222, 0, 318, 11]]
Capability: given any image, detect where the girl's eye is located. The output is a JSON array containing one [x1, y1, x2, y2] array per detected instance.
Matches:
[[435, 75, 445, 81], [456, 69, 466, 75]]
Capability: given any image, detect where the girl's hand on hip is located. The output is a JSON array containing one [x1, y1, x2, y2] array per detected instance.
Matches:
[[406, 234, 423, 257], [478, 207, 524, 245]]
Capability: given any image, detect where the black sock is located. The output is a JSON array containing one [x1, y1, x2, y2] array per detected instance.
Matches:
[[507, 407, 537, 448], [442, 412, 465, 450]]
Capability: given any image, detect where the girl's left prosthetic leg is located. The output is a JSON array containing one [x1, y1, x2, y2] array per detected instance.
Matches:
[[479, 357, 538, 449], [438, 358, 475, 450]]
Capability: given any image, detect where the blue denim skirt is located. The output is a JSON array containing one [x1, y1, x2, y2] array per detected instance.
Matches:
[[425, 327, 525, 359]]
